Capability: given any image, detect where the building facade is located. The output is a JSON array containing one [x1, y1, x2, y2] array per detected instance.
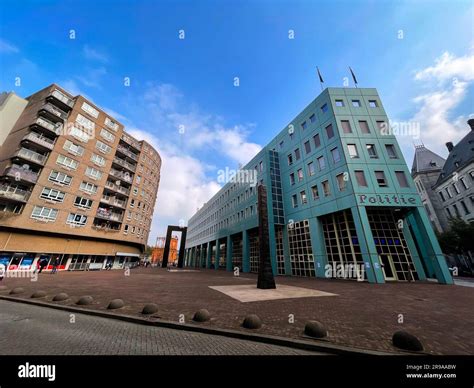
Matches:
[[0, 84, 161, 271], [151, 236, 179, 266], [184, 87, 453, 284], [411, 144, 447, 233], [431, 121, 474, 228]]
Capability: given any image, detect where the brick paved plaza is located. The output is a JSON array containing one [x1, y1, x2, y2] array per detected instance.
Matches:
[[1, 267, 473, 355]]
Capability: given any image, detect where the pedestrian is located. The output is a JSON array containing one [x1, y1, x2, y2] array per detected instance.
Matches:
[[51, 257, 59, 274], [38, 258, 47, 274], [0, 264, 5, 281]]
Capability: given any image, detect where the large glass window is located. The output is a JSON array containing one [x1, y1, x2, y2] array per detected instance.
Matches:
[[347, 144, 359, 159], [40, 187, 66, 202], [31, 206, 58, 221], [366, 144, 378, 158], [331, 147, 341, 163], [325, 124, 334, 139], [67, 213, 88, 227], [81, 102, 99, 118], [341, 120, 352, 133], [48, 170, 72, 186], [395, 171, 409, 188], [355, 170, 368, 187], [317, 156, 326, 171], [57, 154, 78, 170], [63, 140, 84, 156], [375, 171, 388, 187]]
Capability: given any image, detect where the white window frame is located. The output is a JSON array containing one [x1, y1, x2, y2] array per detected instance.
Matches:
[[81, 102, 99, 118], [40, 187, 66, 203], [70, 126, 90, 143], [74, 196, 93, 210], [57, 154, 79, 170], [90, 153, 106, 167], [31, 206, 58, 222], [75, 113, 95, 131], [85, 166, 103, 180], [104, 117, 119, 132], [96, 140, 112, 154], [67, 213, 88, 227], [48, 170, 72, 186], [100, 128, 115, 143], [80, 181, 98, 195], [63, 139, 85, 156]]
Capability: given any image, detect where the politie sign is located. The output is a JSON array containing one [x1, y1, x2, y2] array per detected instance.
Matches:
[[357, 194, 421, 206]]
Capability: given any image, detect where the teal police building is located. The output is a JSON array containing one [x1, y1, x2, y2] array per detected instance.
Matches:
[[184, 88, 453, 284]]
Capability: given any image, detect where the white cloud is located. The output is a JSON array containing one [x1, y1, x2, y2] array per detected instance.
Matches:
[[407, 51, 474, 157], [0, 39, 19, 54], [76, 67, 107, 88], [83, 45, 108, 63]]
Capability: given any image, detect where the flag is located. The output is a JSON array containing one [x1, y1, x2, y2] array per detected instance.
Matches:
[[317, 67, 324, 84], [349, 66, 358, 85]]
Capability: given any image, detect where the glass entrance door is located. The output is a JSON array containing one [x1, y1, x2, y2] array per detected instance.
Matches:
[[379, 254, 397, 281]]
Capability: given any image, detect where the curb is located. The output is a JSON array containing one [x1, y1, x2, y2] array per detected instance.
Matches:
[[0, 295, 415, 356]]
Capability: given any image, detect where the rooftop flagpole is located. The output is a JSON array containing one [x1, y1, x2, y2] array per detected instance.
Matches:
[[316, 67, 324, 92], [349, 66, 358, 88]]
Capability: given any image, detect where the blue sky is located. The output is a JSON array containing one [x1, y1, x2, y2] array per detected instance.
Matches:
[[1, 0, 473, 243]]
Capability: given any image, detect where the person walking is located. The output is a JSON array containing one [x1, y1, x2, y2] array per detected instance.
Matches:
[[38, 258, 48, 274], [51, 257, 59, 274]]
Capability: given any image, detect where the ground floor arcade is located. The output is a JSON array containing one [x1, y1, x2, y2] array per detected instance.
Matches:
[[184, 206, 453, 284]]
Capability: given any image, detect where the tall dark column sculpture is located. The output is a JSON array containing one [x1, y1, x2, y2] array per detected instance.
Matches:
[[257, 184, 276, 289]]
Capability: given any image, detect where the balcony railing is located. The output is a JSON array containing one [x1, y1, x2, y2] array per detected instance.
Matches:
[[117, 145, 139, 161], [120, 134, 141, 151], [113, 156, 136, 173], [14, 147, 48, 165], [0, 184, 31, 202], [104, 180, 130, 196], [33, 116, 63, 136], [22, 132, 55, 150], [4, 165, 39, 184], [39, 103, 68, 121], [48, 89, 74, 109], [95, 208, 124, 222], [100, 196, 126, 208], [108, 168, 133, 183]]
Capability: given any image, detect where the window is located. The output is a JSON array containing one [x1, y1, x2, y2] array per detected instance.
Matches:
[[74, 196, 93, 209], [67, 213, 87, 227], [80, 181, 98, 194], [287, 154, 293, 165], [297, 168, 303, 182], [105, 117, 119, 131], [311, 185, 319, 200], [439, 191, 445, 201], [130, 199, 135, 208], [279, 140, 284, 149], [460, 177, 469, 190], [460, 200, 470, 214], [48, 170, 72, 186], [313, 133, 321, 148], [63, 140, 84, 156], [359, 120, 370, 134], [336, 173, 346, 191], [259, 161, 264, 172], [292, 194, 298, 208], [300, 190, 307, 204], [75, 114, 95, 131], [301, 121, 307, 130], [70, 126, 90, 142], [375, 171, 388, 187], [57, 154, 79, 170], [309, 114, 316, 123], [31, 206, 58, 221], [368, 100, 378, 108], [124, 224, 129, 234], [100, 128, 116, 143], [355, 170, 368, 187], [452, 183, 460, 195], [347, 144, 359, 159], [446, 207, 452, 218], [453, 204, 460, 217], [96, 140, 112, 154], [352, 100, 361, 107], [317, 156, 326, 171], [385, 144, 398, 159], [395, 171, 409, 188], [322, 180, 330, 196], [133, 187, 138, 195], [91, 153, 106, 167], [376, 121, 387, 134], [445, 187, 452, 198], [40, 187, 65, 202], [289, 173, 295, 185], [321, 103, 328, 113], [308, 162, 315, 176], [366, 144, 378, 158], [304, 141, 311, 154], [136, 175, 141, 184], [81, 102, 99, 118], [341, 120, 352, 133], [85, 166, 102, 180], [325, 124, 334, 139], [331, 147, 341, 163], [294, 148, 301, 161], [335, 99, 344, 107]]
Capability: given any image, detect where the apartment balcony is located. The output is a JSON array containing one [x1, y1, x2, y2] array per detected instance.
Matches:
[[31, 116, 63, 136], [100, 196, 126, 209], [116, 144, 139, 162], [108, 168, 133, 184], [112, 156, 136, 173], [4, 165, 39, 184], [92, 222, 121, 232], [22, 131, 55, 151], [95, 207, 124, 222], [104, 180, 131, 196], [120, 133, 142, 151], [13, 147, 48, 166], [38, 103, 68, 123], [0, 184, 31, 202], [46, 89, 74, 111]]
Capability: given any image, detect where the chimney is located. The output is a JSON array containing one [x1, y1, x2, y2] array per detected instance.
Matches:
[[468, 118, 474, 131], [446, 142, 454, 152]]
